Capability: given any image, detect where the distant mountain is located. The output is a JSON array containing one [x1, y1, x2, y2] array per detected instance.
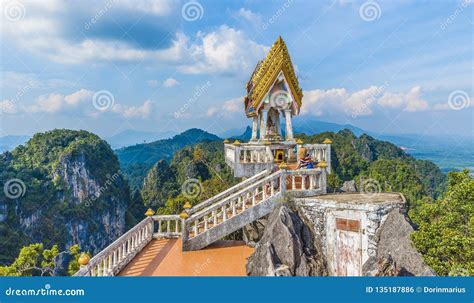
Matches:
[[116, 128, 221, 190], [293, 118, 365, 136], [229, 118, 367, 141], [116, 128, 220, 168], [218, 127, 249, 139], [0, 135, 30, 152], [106, 129, 176, 149]]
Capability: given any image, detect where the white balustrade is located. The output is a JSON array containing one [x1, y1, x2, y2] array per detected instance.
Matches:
[[186, 171, 283, 239], [153, 215, 181, 238], [74, 217, 154, 277]]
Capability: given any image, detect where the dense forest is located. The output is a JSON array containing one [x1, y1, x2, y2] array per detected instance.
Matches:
[[1, 128, 471, 276]]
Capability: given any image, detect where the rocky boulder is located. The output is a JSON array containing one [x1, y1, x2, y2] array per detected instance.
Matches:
[[246, 204, 328, 276], [363, 209, 435, 276], [243, 217, 268, 247], [340, 180, 357, 192]]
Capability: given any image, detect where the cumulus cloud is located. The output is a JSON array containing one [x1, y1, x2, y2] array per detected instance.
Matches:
[[163, 78, 179, 87], [27, 89, 94, 113], [0, 100, 19, 114], [3, 89, 156, 119], [302, 86, 430, 117], [112, 100, 155, 119], [179, 25, 268, 74], [236, 8, 263, 27], [1, 2, 267, 75], [206, 97, 242, 118]]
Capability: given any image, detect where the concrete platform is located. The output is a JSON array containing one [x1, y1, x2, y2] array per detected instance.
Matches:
[[119, 239, 254, 276]]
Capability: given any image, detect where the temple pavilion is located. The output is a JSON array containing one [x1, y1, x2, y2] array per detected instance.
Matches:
[[225, 36, 330, 177]]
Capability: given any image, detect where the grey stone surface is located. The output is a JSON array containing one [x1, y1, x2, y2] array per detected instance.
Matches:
[[243, 216, 268, 247], [363, 209, 436, 276], [340, 180, 357, 192], [246, 204, 328, 276]]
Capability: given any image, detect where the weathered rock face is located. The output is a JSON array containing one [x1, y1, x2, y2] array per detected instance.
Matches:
[[340, 180, 357, 192], [243, 216, 268, 247], [362, 209, 435, 276], [246, 204, 328, 276], [55, 153, 128, 256]]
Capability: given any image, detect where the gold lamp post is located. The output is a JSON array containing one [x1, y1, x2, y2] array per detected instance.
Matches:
[[317, 160, 328, 168], [145, 208, 155, 217], [180, 202, 192, 219], [78, 253, 90, 267]]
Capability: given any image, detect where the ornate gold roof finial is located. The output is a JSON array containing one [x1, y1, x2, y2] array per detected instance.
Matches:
[[183, 202, 192, 209], [145, 208, 155, 217], [322, 138, 333, 144], [233, 140, 241, 146], [223, 139, 230, 144], [179, 211, 189, 219]]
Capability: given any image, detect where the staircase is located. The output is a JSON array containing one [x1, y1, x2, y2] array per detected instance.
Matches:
[[182, 168, 326, 251], [74, 168, 326, 276]]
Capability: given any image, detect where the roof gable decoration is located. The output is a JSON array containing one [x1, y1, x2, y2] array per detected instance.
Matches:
[[244, 36, 303, 117]]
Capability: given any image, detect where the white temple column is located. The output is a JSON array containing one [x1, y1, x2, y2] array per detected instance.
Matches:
[[260, 109, 268, 140], [284, 109, 294, 141], [251, 115, 258, 141], [275, 110, 281, 139]]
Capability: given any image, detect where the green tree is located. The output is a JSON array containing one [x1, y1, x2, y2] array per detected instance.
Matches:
[[410, 170, 474, 275], [0, 243, 83, 276]]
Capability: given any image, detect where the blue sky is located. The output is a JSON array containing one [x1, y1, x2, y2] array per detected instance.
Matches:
[[0, 0, 472, 140]]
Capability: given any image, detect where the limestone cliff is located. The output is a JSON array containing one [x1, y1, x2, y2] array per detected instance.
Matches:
[[0, 130, 129, 270]]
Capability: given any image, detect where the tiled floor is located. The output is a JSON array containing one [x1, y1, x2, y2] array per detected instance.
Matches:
[[119, 239, 254, 276]]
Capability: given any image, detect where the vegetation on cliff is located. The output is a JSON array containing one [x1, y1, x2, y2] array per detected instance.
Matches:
[[140, 141, 239, 215], [116, 128, 220, 190], [298, 129, 446, 207], [0, 130, 130, 272], [410, 170, 473, 276]]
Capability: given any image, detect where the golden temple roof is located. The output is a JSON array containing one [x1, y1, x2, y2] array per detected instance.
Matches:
[[244, 36, 303, 117]]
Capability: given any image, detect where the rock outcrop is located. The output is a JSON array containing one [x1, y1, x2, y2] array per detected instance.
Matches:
[[340, 180, 357, 192], [362, 209, 435, 276], [246, 204, 328, 276], [243, 217, 267, 247]]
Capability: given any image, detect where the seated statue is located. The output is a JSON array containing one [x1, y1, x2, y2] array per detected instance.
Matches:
[[297, 153, 314, 169]]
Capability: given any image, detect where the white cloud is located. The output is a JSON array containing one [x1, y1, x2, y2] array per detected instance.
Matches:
[[179, 25, 268, 75], [6, 89, 155, 119], [206, 97, 242, 118], [163, 78, 179, 87], [0, 100, 19, 114], [302, 86, 430, 117], [236, 8, 263, 26], [223, 98, 242, 113], [27, 89, 93, 113], [206, 106, 219, 117], [116, 0, 176, 16], [112, 100, 155, 119]]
